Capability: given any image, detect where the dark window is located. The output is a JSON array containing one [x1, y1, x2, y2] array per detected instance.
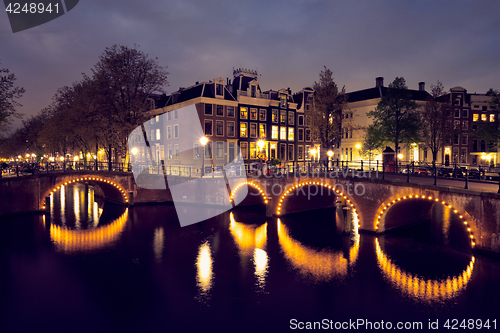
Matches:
[[216, 105, 224, 116], [251, 85, 256, 98], [298, 128, 304, 141], [205, 104, 213, 115], [216, 84, 223, 95], [259, 109, 266, 121], [298, 115, 304, 126], [227, 106, 235, 117], [280, 144, 286, 160], [204, 120, 213, 136], [216, 120, 224, 136], [227, 122, 235, 137]]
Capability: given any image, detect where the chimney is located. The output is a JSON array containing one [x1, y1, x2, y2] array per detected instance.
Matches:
[[418, 82, 425, 91], [376, 77, 384, 87]]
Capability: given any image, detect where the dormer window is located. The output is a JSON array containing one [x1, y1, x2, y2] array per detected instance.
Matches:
[[216, 83, 223, 96], [280, 94, 287, 108], [251, 85, 256, 98]]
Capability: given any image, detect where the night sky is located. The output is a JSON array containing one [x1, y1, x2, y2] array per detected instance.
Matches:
[[1, 0, 499, 130]]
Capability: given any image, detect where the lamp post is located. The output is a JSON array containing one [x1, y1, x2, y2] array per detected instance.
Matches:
[[257, 139, 265, 174], [200, 136, 208, 177]]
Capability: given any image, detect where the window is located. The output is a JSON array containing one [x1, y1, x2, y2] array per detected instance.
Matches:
[[462, 109, 468, 118], [240, 142, 248, 159], [280, 110, 287, 124], [205, 142, 212, 159], [288, 144, 294, 160], [298, 115, 304, 126], [462, 134, 468, 145], [259, 109, 266, 121], [454, 120, 460, 129], [227, 106, 235, 117], [250, 142, 256, 159], [174, 144, 179, 160], [216, 120, 224, 136], [272, 109, 278, 123], [227, 121, 235, 137], [482, 106, 487, 111], [305, 145, 310, 160], [251, 85, 256, 98], [462, 121, 468, 130], [240, 122, 247, 137], [453, 134, 459, 145], [473, 114, 479, 122], [298, 146, 304, 160], [156, 129, 161, 141], [151, 130, 154, 141], [280, 94, 287, 108], [250, 108, 258, 120], [204, 120, 213, 136], [288, 112, 294, 125], [481, 114, 487, 121], [216, 142, 224, 159], [460, 148, 467, 163], [167, 126, 172, 139], [168, 145, 172, 160], [288, 128, 294, 141], [305, 129, 311, 141], [280, 144, 286, 160], [474, 105, 479, 109], [240, 107, 248, 119], [259, 123, 266, 138], [216, 84, 223, 96], [216, 105, 224, 116], [272, 126, 278, 140], [280, 127, 286, 140], [193, 143, 199, 159], [298, 128, 304, 141], [250, 123, 257, 138], [155, 115, 160, 122], [350, 128, 353, 138], [205, 104, 213, 115], [174, 124, 179, 138], [167, 111, 172, 121], [174, 109, 178, 119], [453, 147, 459, 162], [490, 114, 495, 122], [454, 109, 460, 118]]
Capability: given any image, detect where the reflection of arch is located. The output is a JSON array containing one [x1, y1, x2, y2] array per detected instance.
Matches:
[[229, 181, 268, 204], [276, 181, 359, 218], [49, 208, 128, 253], [375, 238, 474, 302], [374, 194, 476, 248], [41, 176, 129, 210], [277, 219, 359, 281]]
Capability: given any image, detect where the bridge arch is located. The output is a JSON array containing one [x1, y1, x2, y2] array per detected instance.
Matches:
[[230, 181, 268, 205], [276, 181, 360, 220], [374, 193, 477, 249], [41, 176, 130, 210]]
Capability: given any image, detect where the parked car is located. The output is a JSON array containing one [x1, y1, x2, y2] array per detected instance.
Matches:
[[464, 167, 480, 179], [440, 167, 463, 178], [415, 168, 431, 176]]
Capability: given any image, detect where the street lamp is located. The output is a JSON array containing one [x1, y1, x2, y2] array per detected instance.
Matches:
[[200, 136, 208, 177], [257, 139, 266, 174], [327, 150, 333, 169]]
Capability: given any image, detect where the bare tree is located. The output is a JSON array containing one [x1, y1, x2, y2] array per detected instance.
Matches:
[[0, 62, 25, 137], [419, 81, 453, 166]]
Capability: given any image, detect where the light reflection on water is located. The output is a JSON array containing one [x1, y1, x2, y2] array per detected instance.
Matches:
[[196, 240, 214, 299]]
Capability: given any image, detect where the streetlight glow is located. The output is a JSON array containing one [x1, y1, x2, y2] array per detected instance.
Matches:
[[200, 136, 208, 146], [257, 140, 265, 149], [327, 150, 333, 158], [398, 153, 403, 159], [355, 143, 361, 149], [131, 147, 138, 155]]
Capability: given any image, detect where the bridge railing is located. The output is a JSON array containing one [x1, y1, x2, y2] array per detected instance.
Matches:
[[0, 161, 133, 178]]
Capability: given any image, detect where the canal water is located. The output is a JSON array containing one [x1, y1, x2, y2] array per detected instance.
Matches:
[[1, 183, 499, 333]]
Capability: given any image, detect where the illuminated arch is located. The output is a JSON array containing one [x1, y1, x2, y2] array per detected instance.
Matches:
[[277, 218, 360, 281], [41, 176, 129, 210], [374, 194, 477, 248], [276, 181, 359, 220], [229, 181, 268, 204], [375, 238, 475, 302], [50, 208, 128, 253]]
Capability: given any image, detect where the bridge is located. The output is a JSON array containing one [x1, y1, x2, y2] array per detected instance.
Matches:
[[1, 169, 499, 254]]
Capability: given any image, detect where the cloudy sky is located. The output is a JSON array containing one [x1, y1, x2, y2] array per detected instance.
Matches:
[[1, 0, 499, 130]]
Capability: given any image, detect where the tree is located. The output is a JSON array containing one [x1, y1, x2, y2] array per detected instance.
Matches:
[[307, 67, 348, 162], [471, 89, 500, 148], [90, 45, 169, 165], [0, 62, 25, 137], [367, 77, 420, 171], [360, 123, 386, 161], [419, 81, 453, 165]]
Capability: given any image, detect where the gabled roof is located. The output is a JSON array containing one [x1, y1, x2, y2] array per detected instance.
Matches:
[[163, 82, 237, 107], [232, 75, 261, 95], [347, 86, 430, 103]]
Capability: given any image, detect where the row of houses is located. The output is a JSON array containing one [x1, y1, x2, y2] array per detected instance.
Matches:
[[129, 69, 498, 173]]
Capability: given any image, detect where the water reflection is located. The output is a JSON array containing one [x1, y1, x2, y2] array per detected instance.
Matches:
[[196, 240, 214, 298], [153, 227, 165, 263], [50, 209, 128, 253], [229, 212, 269, 290], [375, 238, 475, 303], [277, 219, 359, 282]]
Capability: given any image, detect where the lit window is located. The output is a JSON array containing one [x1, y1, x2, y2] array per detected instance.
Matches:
[[272, 109, 278, 123], [280, 127, 287, 140], [259, 123, 266, 138], [490, 114, 495, 122], [240, 122, 247, 137], [250, 142, 256, 159], [288, 128, 294, 141], [473, 114, 479, 122], [272, 126, 278, 140], [250, 108, 258, 120], [240, 107, 248, 119], [481, 114, 487, 121], [259, 109, 266, 121], [156, 129, 161, 141], [280, 95, 287, 108], [280, 111, 287, 124]]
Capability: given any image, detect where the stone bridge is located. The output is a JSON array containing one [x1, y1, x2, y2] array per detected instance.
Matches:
[[1, 170, 499, 253]]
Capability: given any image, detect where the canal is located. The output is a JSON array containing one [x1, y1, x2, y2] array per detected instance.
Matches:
[[1, 183, 499, 332]]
